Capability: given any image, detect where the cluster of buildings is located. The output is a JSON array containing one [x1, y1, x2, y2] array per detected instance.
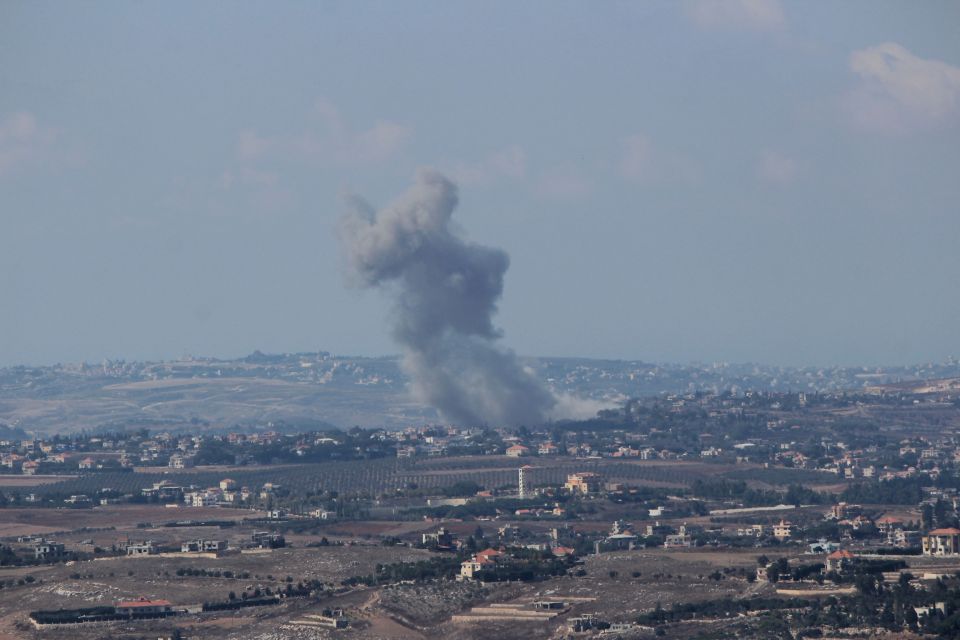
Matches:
[[385, 392, 960, 481], [0, 429, 315, 475], [184, 478, 254, 507], [1, 438, 133, 474], [6, 390, 960, 481], [21, 529, 289, 567], [0, 432, 198, 473], [456, 543, 577, 582], [392, 425, 493, 458], [138, 478, 284, 508]]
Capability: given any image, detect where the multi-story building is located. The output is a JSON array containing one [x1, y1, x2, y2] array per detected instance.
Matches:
[[922, 528, 960, 556], [773, 520, 794, 540], [126, 541, 158, 556], [34, 540, 66, 560], [458, 548, 504, 580], [564, 472, 601, 495], [825, 549, 855, 573]]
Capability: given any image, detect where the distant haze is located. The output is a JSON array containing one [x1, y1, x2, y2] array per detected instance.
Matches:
[[1, 2, 958, 367]]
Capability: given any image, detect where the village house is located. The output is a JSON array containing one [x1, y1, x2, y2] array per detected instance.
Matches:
[[34, 540, 66, 560], [737, 524, 765, 537], [459, 548, 505, 580], [876, 515, 903, 534], [181, 539, 227, 553], [505, 444, 530, 457], [600, 520, 638, 552], [922, 528, 960, 556], [188, 491, 220, 507], [421, 527, 455, 549], [644, 522, 673, 537], [757, 561, 791, 583], [664, 533, 693, 548], [889, 528, 921, 548], [251, 531, 285, 548], [116, 598, 173, 617], [564, 472, 601, 495], [825, 549, 855, 573], [537, 442, 559, 456], [828, 502, 861, 521], [808, 539, 840, 554], [1, 453, 24, 470], [126, 541, 158, 556], [168, 453, 194, 469], [773, 520, 794, 540]]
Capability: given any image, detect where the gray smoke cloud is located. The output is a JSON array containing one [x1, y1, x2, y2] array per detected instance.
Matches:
[[340, 169, 557, 426]]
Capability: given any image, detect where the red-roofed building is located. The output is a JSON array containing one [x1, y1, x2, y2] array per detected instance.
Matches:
[[538, 443, 559, 456], [826, 549, 855, 573], [506, 444, 530, 457], [459, 548, 506, 580], [923, 528, 960, 556], [475, 548, 503, 562], [877, 515, 903, 533]]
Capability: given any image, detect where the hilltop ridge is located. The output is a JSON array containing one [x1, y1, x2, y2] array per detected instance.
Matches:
[[1, 352, 958, 435]]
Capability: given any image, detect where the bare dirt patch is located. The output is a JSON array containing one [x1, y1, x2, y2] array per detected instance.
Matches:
[[0, 476, 76, 488]]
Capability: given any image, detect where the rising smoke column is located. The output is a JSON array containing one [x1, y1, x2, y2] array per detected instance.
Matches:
[[340, 169, 557, 426]]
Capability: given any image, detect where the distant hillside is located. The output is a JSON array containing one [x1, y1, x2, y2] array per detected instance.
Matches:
[[865, 377, 960, 395], [0, 352, 957, 435]]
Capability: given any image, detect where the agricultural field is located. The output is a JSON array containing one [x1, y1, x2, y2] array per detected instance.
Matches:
[[0, 505, 257, 539], [0, 477, 75, 489], [16, 456, 802, 501]]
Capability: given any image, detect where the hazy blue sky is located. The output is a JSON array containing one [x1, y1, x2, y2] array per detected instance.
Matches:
[[1, 1, 958, 367]]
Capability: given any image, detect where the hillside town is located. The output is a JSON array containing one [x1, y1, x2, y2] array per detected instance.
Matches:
[[0, 375, 959, 638]]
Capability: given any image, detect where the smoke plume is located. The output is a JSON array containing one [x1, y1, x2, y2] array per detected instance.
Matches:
[[340, 169, 557, 426]]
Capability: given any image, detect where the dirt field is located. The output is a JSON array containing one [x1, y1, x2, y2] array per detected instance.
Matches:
[[0, 477, 76, 488], [0, 539, 923, 640], [0, 543, 434, 639], [0, 505, 261, 538]]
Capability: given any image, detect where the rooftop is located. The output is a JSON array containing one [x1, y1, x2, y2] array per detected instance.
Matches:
[[117, 598, 172, 608]]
